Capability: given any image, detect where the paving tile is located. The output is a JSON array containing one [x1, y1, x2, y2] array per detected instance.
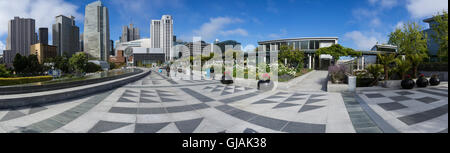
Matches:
[[398, 104, 448, 125], [225, 109, 257, 121], [88, 121, 132, 133], [365, 93, 385, 98], [135, 122, 170, 133], [389, 96, 412, 102], [138, 108, 166, 114], [248, 116, 288, 131], [396, 91, 415, 96], [281, 122, 326, 133], [378, 102, 407, 111], [416, 97, 440, 104], [174, 118, 204, 133], [109, 107, 138, 114]]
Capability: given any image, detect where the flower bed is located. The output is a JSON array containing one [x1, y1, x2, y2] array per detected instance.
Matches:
[[0, 76, 53, 86]]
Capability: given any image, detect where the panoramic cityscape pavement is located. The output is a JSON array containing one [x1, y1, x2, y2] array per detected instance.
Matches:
[[0, 70, 446, 133]]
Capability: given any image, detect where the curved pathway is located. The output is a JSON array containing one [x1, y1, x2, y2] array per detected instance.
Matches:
[[287, 70, 328, 92]]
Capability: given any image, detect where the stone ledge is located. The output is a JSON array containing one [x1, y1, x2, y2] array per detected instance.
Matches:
[[0, 69, 150, 109], [0, 69, 143, 95]]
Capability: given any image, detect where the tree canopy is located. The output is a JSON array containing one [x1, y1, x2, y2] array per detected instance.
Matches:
[[388, 21, 428, 56], [315, 44, 361, 61], [431, 11, 448, 61], [69, 52, 88, 74]]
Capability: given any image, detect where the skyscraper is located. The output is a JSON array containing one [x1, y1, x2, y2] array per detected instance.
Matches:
[[83, 1, 110, 61], [151, 15, 173, 61], [120, 24, 140, 42], [53, 15, 80, 57], [39, 28, 48, 45], [3, 17, 37, 67]]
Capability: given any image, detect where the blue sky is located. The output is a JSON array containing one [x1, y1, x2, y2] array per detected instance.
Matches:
[[0, 0, 448, 54]]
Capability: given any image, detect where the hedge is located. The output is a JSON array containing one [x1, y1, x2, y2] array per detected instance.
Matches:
[[418, 62, 448, 72], [0, 76, 53, 86]]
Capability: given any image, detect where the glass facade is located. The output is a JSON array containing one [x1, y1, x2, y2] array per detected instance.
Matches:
[[260, 39, 336, 51]]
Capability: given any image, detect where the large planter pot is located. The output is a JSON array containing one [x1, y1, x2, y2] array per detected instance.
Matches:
[[416, 77, 429, 88], [430, 77, 440, 86], [257, 80, 274, 91], [401, 79, 415, 89], [221, 75, 234, 85]]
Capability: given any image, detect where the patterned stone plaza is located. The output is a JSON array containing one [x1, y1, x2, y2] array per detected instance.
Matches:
[[0, 71, 447, 133]]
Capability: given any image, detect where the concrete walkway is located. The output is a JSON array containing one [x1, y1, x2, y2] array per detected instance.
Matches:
[[287, 70, 328, 92]]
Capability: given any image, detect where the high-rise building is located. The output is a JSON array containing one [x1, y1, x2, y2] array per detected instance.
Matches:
[[80, 33, 84, 52], [151, 15, 173, 61], [53, 15, 80, 57], [83, 1, 110, 61], [120, 24, 140, 42], [39, 28, 48, 45], [110, 40, 114, 56], [3, 17, 38, 67], [30, 43, 57, 64]]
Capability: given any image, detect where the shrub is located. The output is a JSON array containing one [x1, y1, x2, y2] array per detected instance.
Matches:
[[86, 62, 102, 73], [0, 76, 53, 86], [0, 64, 11, 77], [418, 62, 448, 72], [328, 65, 348, 84]]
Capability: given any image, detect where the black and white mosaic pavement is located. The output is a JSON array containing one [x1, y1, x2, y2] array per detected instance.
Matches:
[[359, 84, 448, 133], [0, 71, 356, 133]]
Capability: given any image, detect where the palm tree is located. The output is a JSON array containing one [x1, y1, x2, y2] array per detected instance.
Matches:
[[367, 64, 384, 86], [377, 53, 396, 81], [407, 53, 426, 78], [394, 58, 411, 80]]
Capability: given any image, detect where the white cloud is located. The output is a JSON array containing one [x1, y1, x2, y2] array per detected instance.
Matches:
[[268, 29, 288, 39], [344, 31, 380, 50], [219, 28, 248, 37], [368, 0, 398, 8], [406, 0, 448, 18], [370, 18, 382, 27], [395, 21, 404, 29], [243, 44, 256, 52], [0, 0, 82, 37], [193, 17, 246, 41]]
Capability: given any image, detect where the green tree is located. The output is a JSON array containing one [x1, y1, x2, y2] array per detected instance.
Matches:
[[69, 52, 88, 74], [315, 44, 361, 63], [394, 57, 411, 80], [431, 11, 448, 61], [408, 53, 425, 78], [26, 54, 44, 76], [278, 45, 305, 70], [53, 55, 70, 73], [377, 53, 397, 80], [13, 53, 27, 75], [0, 64, 11, 77], [13, 54, 44, 76], [388, 21, 428, 55]]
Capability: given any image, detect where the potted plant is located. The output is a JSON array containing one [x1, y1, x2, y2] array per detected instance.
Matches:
[[221, 71, 233, 84], [416, 74, 429, 88], [257, 73, 274, 91], [401, 75, 415, 89], [429, 74, 440, 86]]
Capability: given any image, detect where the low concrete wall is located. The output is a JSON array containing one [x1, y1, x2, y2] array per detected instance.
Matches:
[[0, 69, 143, 95], [327, 81, 349, 92], [0, 69, 150, 109], [381, 80, 402, 89], [419, 71, 448, 81]]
